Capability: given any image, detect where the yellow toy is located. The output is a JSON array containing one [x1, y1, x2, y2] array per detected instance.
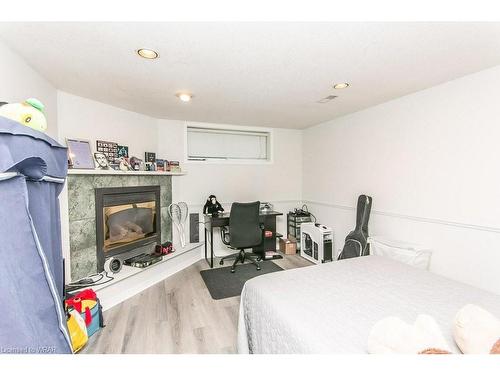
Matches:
[[0, 98, 48, 132], [66, 309, 88, 353]]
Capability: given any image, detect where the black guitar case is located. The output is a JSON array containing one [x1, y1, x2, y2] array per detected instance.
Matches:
[[338, 195, 372, 260]]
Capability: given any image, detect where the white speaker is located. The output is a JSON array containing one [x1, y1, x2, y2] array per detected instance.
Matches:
[[104, 257, 122, 274]]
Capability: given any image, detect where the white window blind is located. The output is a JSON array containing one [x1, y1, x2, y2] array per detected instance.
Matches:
[[187, 126, 270, 161]]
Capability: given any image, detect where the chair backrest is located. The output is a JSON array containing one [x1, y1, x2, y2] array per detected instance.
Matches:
[[229, 201, 262, 249]]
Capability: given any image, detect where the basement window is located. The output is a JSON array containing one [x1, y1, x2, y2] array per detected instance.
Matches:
[[186, 125, 271, 163]]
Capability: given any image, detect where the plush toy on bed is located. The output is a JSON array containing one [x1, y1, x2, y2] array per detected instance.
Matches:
[[367, 314, 451, 354], [453, 304, 500, 354], [0, 98, 48, 133], [367, 304, 500, 354]]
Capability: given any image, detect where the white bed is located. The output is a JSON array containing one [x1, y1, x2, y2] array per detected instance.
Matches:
[[237, 255, 500, 354]]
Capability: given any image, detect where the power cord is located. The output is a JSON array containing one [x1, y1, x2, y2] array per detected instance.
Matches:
[[301, 204, 317, 223], [65, 271, 115, 293]]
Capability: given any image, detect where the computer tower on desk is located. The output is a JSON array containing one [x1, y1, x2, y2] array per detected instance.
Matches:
[[300, 223, 333, 264], [287, 210, 312, 252]]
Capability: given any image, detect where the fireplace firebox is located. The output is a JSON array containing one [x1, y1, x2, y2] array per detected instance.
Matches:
[[95, 186, 161, 272]]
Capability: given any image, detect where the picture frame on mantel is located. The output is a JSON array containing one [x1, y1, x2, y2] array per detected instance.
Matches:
[[66, 138, 95, 169]]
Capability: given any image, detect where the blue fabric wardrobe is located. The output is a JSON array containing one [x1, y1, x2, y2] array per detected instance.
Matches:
[[0, 116, 71, 354]]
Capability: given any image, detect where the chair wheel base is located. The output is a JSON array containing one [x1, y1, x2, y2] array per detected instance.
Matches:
[[231, 268, 235, 273], [256, 267, 261, 271]]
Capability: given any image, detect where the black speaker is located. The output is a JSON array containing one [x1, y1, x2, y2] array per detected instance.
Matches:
[[189, 213, 199, 243]]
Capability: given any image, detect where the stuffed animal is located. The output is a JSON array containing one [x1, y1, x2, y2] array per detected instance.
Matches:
[[367, 304, 500, 354], [118, 157, 132, 171], [453, 304, 500, 354], [0, 98, 48, 132], [367, 314, 451, 354], [203, 195, 224, 216], [129, 156, 144, 171]]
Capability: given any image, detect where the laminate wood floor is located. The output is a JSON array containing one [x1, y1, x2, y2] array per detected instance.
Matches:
[[82, 254, 311, 354]]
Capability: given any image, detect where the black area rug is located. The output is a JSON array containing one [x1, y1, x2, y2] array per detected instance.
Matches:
[[200, 261, 283, 300]]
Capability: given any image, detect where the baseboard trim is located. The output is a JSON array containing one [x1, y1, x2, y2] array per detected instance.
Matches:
[[303, 200, 500, 234]]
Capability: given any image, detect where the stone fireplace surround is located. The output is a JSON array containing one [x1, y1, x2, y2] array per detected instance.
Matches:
[[67, 173, 172, 280]]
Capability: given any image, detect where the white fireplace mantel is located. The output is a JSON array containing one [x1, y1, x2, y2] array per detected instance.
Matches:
[[67, 169, 186, 176]]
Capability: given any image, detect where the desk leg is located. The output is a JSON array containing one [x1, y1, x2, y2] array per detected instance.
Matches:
[[210, 226, 214, 268], [204, 226, 208, 265], [204, 225, 214, 268]]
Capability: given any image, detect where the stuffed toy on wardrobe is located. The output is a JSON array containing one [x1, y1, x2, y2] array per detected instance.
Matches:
[[0, 98, 47, 132]]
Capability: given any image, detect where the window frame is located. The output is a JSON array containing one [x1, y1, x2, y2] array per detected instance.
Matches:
[[183, 122, 274, 165]]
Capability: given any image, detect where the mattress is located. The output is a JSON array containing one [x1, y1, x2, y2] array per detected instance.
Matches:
[[237, 255, 500, 354]]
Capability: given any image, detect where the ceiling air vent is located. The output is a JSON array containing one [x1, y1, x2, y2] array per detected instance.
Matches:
[[317, 95, 338, 104]]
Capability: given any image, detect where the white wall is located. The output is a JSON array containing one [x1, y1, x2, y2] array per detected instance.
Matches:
[[5, 38, 500, 293], [57, 91, 158, 156], [157, 119, 302, 255], [56, 97, 302, 277], [6, 37, 500, 294], [303, 64, 500, 295], [157, 120, 302, 202], [57, 95, 303, 214], [57, 92, 161, 278], [0, 40, 58, 138], [4, 42, 500, 293]]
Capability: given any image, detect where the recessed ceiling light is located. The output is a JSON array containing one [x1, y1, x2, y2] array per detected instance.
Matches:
[[137, 48, 159, 59], [333, 82, 349, 89], [176, 93, 193, 102]]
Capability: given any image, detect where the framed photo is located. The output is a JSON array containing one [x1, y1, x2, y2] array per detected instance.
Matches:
[[117, 145, 129, 158], [66, 138, 95, 169], [94, 152, 110, 169], [155, 159, 165, 171]]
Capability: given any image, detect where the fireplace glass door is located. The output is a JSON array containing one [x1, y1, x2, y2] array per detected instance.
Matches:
[[103, 201, 156, 252], [95, 185, 161, 272]]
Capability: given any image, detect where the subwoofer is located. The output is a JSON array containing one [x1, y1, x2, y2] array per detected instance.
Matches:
[[104, 257, 122, 274]]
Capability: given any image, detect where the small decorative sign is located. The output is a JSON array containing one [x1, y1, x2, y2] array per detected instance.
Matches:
[[96, 140, 118, 163], [145, 152, 156, 163]]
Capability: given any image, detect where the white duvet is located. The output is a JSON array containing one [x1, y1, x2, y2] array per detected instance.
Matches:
[[237, 255, 500, 354]]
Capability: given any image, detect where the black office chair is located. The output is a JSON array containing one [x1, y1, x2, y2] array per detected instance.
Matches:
[[219, 201, 262, 273]]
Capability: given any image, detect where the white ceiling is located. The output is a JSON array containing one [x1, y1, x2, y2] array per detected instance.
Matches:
[[2, 22, 500, 129]]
